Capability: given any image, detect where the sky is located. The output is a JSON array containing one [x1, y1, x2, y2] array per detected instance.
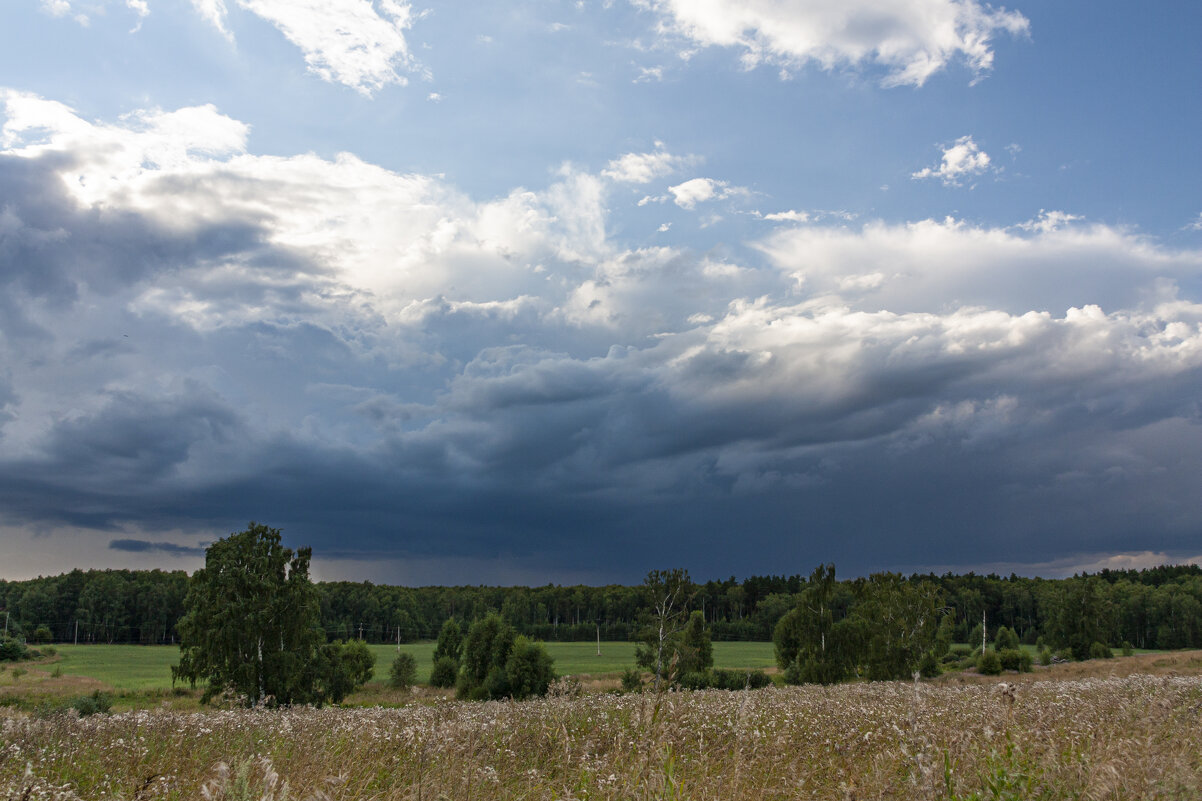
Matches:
[[1, 0, 1201, 585]]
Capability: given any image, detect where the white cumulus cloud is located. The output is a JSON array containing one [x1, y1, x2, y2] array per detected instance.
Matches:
[[637, 0, 1030, 86], [912, 135, 993, 185]]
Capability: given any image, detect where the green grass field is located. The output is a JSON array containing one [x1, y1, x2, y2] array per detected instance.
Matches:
[[44, 641, 776, 690]]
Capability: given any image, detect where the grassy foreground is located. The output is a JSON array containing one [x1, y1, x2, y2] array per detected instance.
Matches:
[[3, 666, 1202, 800], [31, 641, 776, 690]]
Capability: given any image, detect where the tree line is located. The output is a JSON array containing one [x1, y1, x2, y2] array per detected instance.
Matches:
[[3, 560, 1202, 651]]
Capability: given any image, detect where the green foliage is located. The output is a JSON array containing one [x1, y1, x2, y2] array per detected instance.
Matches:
[[1089, 641, 1113, 659], [977, 650, 1003, 675], [71, 690, 112, 717], [1121, 640, 1134, 657], [1038, 646, 1052, 666], [851, 573, 941, 681], [432, 619, 463, 665], [389, 651, 417, 689], [1045, 578, 1112, 661], [935, 615, 955, 656], [678, 610, 713, 675], [505, 636, 556, 700], [172, 522, 364, 706], [0, 635, 29, 662], [429, 655, 459, 688], [774, 564, 849, 685], [457, 613, 518, 700], [620, 668, 643, 692], [918, 650, 941, 678], [318, 640, 376, 703], [997, 648, 1032, 672], [31, 626, 52, 644], [679, 668, 772, 691], [993, 626, 1020, 652], [634, 568, 695, 689]]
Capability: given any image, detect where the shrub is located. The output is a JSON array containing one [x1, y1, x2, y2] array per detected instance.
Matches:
[[31, 626, 52, 644], [1039, 646, 1053, 666], [713, 669, 771, 690], [998, 648, 1022, 671], [620, 668, 643, 692], [1055, 647, 1073, 662], [0, 636, 28, 662], [1089, 641, 1113, 660], [429, 656, 459, 688], [977, 650, 1002, 676], [918, 651, 941, 678], [388, 652, 417, 690], [1121, 641, 1134, 657], [994, 626, 1020, 652], [949, 645, 972, 658], [71, 691, 112, 717], [505, 636, 555, 700]]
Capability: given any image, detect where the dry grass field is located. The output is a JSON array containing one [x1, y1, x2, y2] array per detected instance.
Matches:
[[3, 652, 1202, 800]]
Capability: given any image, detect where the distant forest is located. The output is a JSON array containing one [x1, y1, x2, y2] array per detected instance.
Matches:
[[2, 565, 1201, 650]]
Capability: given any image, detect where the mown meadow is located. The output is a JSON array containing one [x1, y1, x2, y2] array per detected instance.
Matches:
[[9, 641, 775, 693]]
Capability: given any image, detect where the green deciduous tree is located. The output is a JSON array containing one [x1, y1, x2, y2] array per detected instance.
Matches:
[[775, 564, 850, 685], [850, 573, 942, 681], [634, 568, 694, 690], [458, 613, 516, 700], [433, 618, 463, 664], [505, 636, 556, 700], [389, 651, 418, 690], [172, 522, 372, 706]]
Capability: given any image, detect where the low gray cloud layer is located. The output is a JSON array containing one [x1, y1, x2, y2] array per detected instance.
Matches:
[[2, 91, 1202, 581]]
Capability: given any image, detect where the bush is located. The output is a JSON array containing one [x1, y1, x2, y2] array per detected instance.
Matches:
[[949, 644, 972, 658], [319, 640, 376, 704], [1054, 647, 1073, 662], [429, 656, 459, 688], [389, 652, 417, 690], [714, 669, 771, 690], [1089, 641, 1113, 660], [505, 636, 556, 700], [994, 626, 1020, 652], [1121, 641, 1134, 657], [918, 651, 941, 678], [71, 691, 112, 717], [998, 648, 1032, 672], [0, 636, 28, 662], [620, 668, 643, 692], [977, 650, 1002, 676], [1039, 646, 1053, 666], [998, 648, 1022, 671]]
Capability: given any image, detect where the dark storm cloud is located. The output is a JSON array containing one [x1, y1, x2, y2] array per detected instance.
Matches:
[[4, 93, 1202, 583], [108, 539, 205, 557]]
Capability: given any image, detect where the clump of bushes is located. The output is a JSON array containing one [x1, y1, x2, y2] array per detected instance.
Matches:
[[977, 650, 1003, 676], [0, 636, 29, 662], [34, 690, 112, 718], [456, 614, 555, 701], [1121, 641, 1134, 657], [1089, 641, 1113, 660], [998, 648, 1033, 673], [679, 669, 771, 691]]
